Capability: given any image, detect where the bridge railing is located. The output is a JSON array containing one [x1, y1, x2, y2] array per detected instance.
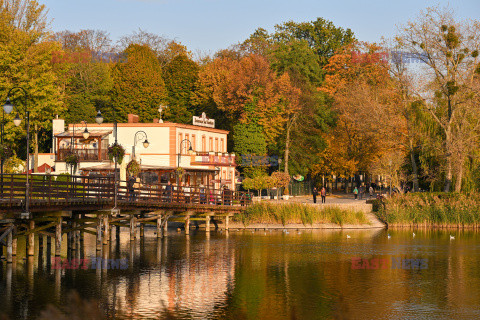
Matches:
[[0, 174, 114, 205], [0, 174, 252, 207], [117, 183, 252, 206]]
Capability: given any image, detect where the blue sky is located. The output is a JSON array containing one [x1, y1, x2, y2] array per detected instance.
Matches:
[[41, 0, 480, 54]]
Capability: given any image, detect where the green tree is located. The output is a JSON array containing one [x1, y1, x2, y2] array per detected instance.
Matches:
[[0, 0, 64, 170], [110, 44, 166, 122], [162, 54, 199, 123]]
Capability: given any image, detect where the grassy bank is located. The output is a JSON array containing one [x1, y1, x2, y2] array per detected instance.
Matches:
[[235, 202, 370, 226], [377, 193, 480, 227]]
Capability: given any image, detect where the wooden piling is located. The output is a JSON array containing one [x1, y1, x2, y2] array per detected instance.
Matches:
[[103, 216, 109, 245], [96, 216, 103, 251], [55, 218, 62, 256], [185, 215, 190, 235], [7, 231, 13, 263], [12, 237, 17, 257], [156, 216, 162, 238], [140, 222, 145, 238], [225, 216, 229, 231], [27, 220, 35, 256], [205, 216, 210, 232], [130, 215, 136, 241]]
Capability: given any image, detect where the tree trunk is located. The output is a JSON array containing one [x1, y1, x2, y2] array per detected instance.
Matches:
[[454, 158, 463, 193], [443, 130, 452, 192], [284, 121, 291, 176], [34, 124, 39, 174], [409, 138, 419, 192]]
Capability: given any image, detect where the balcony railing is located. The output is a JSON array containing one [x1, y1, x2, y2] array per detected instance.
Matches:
[[57, 148, 108, 162]]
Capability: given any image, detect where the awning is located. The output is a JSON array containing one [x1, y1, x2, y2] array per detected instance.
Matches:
[[55, 130, 112, 138], [80, 163, 217, 172]]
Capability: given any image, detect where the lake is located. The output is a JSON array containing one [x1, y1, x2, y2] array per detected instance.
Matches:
[[1, 228, 480, 319]]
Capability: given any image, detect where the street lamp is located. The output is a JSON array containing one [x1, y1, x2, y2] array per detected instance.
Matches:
[[95, 109, 119, 209], [1, 108, 5, 178], [177, 139, 194, 185], [132, 130, 149, 159], [3, 87, 30, 218]]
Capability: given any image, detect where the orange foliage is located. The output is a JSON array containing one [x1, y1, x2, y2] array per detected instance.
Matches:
[[195, 54, 300, 145], [319, 42, 407, 173]]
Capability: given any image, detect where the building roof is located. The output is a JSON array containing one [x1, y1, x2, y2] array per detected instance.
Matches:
[[69, 122, 229, 134]]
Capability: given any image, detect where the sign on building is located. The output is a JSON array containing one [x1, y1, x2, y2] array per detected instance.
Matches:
[[193, 113, 215, 128]]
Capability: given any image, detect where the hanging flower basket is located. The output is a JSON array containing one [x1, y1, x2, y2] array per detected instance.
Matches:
[[107, 143, 125, 164], [176, 167, 185, 179], [0, 144, 13, 160], [64, 152, 79, 172], [127, 159, 141, 175]]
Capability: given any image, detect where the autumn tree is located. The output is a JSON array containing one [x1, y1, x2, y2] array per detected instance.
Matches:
[[52, 29, 114, 124], [0, 0, 64, 171], [194, 53, 300, 148], [240, 17, 355, 175], [118, 29, 190, 67], [109, 44, 166, 122], [321, 43, 406, 177], [396, 6, 480, 191]]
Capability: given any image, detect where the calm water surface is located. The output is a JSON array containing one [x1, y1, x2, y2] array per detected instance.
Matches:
[[1, 228, 480, 319]]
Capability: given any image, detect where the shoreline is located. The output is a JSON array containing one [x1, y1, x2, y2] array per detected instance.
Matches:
[[227, 221, 385, 230], [387, 223, 480, 229]]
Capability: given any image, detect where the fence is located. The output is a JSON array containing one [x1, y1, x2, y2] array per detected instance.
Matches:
[[0, 174, 252, 207]]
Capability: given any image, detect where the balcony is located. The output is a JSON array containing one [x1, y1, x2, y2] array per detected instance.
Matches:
[[191, 153, 236, 166], [57, 148, 108, 162]]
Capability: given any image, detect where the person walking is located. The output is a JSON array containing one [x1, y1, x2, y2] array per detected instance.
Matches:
[[369, 186, 374, 199], [359, 185, 364, 200], [313, 187, 318, 204], [320, 186, 327, 204], [353, 186, 358, 200]]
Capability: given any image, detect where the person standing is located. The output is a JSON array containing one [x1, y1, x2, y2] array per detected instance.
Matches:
[[353, 186, 358, 200], [128, 175, 136, 201], [320, 186, 326, 204], [165, 180, 173, 202], [369, 186, 374, 199], [359, 185, 364, 200], [313, 187, 318, 204]]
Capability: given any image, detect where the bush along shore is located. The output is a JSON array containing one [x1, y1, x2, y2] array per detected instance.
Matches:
[[376, 193, 480, 228], [233, 202, 370, 227]]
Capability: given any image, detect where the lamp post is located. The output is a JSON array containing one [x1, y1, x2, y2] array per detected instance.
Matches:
[[69, 121, 90, 175], [95, 109, 119, 209], [132, 130, 149, 160], [1, 110, 5, 194], [3, 87, 30, 218], [177, 139, 194, 186]]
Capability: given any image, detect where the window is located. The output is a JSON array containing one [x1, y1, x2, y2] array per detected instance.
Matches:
[[202, 135, 206, 152], [209, 137, 213, 152], [178, 133, 183, 153], [215, 138, 219, 152], [220, 138, 224, 153], [192, 134, 196, 151]]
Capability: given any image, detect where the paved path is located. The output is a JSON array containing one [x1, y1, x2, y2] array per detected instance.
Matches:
[[280, 194, 374, 205]]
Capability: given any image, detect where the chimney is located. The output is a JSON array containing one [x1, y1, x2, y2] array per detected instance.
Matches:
[[128, 114, 139, 123], [153, 118, 159, 123]]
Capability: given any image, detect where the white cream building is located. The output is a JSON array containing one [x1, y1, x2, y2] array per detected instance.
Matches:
[[53, 114, 237, 190]]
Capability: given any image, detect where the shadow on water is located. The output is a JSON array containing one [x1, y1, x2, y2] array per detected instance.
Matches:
[[1, 228, 480, 319]]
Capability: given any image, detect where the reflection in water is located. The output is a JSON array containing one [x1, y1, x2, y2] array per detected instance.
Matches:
[[1, 229, 480, 319]]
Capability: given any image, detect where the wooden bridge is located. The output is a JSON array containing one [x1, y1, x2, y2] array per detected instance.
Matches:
[[0, 174, 251, 263]]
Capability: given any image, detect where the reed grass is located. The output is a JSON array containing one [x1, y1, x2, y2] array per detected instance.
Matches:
[[236, 202, 370, 226], [379, 193, 480, 226]]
